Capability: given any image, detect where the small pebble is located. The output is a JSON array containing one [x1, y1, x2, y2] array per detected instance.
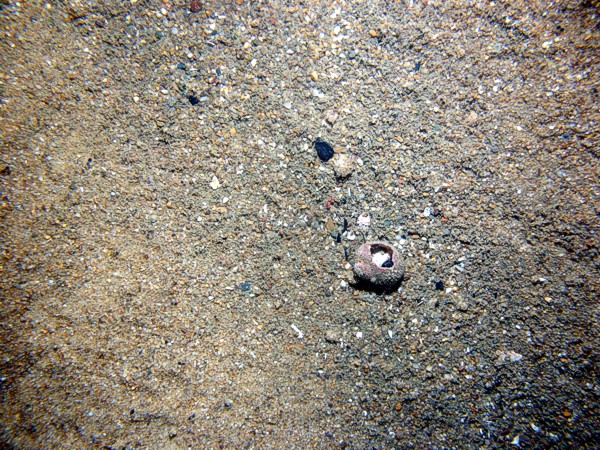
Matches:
[[188, 95, 199, 106], [314, 138, 334, 162], [209, 176, 220, 190], [332, 153, 355, 178], [189, 0, 203, 13], [435, 280, 445, 291], [241, 283, 251, 291], [325, 110, 339, 125], [325, 330, 339, 343]]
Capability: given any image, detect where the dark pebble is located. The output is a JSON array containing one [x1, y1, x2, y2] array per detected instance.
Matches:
[[314, 138, 334, 162], [241, 283, 251, 291], [177, 63, 186, 70], [435, 280, 445, 291], [188, 95, 199, 106], [382, 260, 394, 268]]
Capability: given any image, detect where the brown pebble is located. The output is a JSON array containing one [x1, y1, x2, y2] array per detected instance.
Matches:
[[190, 0, 203, 13], [326, 217, 335, 232], [395, 402, 402, 411]]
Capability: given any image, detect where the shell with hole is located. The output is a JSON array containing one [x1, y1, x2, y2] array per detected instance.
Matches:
[[353, 241, 405, 288]]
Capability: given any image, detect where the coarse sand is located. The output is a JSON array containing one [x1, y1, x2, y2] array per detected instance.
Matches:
[[1, 0, 599, 448]]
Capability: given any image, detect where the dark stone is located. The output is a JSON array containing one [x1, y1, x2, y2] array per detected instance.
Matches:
[[435, 280, 445, 291], [188, 95, 199, 105], [177, 63, 186, 70], [241, 283, 251, 291], [314, 138, 334, 161]]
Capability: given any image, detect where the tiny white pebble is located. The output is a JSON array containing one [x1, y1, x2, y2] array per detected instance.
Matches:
[[356, 332, 363, 339], [290, 324, 303, 339]]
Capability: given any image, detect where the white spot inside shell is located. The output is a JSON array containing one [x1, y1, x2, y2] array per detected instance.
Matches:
[[372, 251, 390, 267]]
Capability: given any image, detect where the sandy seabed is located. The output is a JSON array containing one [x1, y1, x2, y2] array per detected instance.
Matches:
[[1, 0, 599, 448]]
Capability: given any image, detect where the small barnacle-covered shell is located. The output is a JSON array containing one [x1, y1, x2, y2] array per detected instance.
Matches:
[[353, 241, 404, 289]]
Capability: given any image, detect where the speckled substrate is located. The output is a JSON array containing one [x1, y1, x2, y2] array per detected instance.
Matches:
[[1, 1, 599, 448]]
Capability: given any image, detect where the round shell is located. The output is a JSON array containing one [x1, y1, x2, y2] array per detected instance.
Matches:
[[353, 241, 404, 288]]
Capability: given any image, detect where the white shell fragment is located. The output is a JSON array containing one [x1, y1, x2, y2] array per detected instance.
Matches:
[[290, 324, 304, 339], [357, 213, 371, 230], [210, 176, 220, 190]]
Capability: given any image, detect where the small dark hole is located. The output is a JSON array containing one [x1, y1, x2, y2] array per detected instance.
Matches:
[[370, 245, 392, 255]]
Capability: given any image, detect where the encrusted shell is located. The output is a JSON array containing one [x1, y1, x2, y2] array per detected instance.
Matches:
[[353, 241, 404, 288]]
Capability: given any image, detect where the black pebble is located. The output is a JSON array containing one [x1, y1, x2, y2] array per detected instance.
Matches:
[[382, 260, 394, 268], [241, 283, 251, 291], [342, 218, 348, 233], [188, 95, 200, 105], [336, 233, 341, 244], [435, 280, 445, 291], [314, 138, 334, 161]]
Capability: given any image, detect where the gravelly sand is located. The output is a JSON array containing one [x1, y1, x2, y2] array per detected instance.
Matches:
[[1, 0, 599, 448]]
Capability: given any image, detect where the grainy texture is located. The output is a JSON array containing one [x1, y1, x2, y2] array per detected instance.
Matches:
[[1, 0, 599, 448]]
